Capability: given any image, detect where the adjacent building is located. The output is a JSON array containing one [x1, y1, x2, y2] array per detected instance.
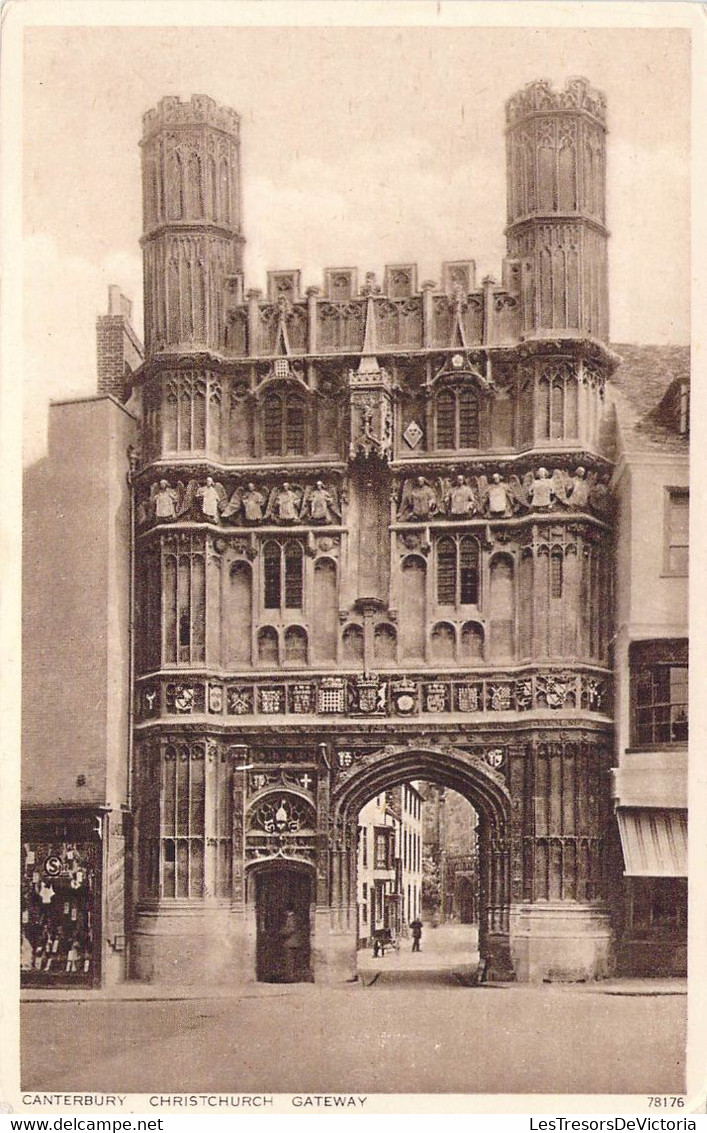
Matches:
[[356, 783, 423, 948], [421, 786, 478, 923], [21, 78, 689, 987], [608, 345, 689, 975]]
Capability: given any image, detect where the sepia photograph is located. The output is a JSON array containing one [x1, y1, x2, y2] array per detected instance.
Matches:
[[8, 1, 704, 1114]]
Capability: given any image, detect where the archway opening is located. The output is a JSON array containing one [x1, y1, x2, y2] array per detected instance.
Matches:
[[331, 745, 513, 986], [354, 781, 480, 984]]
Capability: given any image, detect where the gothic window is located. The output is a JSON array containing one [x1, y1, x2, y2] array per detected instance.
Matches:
[[163, 542, 205, 665], [436, 535, 480, 606], [261, 387, 307, 456], [284, 542, 304, 608], [161, 744, 205, 898], [434, 386, 479, 450], [631, 641, 688, 747], [163, 372, 221, 454], [284, 625, 308, 664], [263, 541, 280, 609], [437, 538, 456, 604], [537, 365, 578, 440], [157, 743, 233, 900], [262, 540, 304, 610]]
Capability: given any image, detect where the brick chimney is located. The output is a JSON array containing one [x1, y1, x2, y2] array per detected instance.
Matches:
[[96, 284, 144, 401]]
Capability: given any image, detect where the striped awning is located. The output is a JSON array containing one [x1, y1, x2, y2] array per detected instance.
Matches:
[[617, 808, 687, 877]]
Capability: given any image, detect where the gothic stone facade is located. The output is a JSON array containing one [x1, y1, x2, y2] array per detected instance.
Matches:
[[128, 80, 618, 984]]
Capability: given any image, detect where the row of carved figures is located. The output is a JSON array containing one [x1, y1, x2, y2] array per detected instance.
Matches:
[[398, 467, 612, 520], [137, 466, 612, 528], [138, 478, 342, 527]]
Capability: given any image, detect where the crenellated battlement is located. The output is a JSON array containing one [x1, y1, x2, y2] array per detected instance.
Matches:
[[505, 77, 607, 128], [218, 261, 522, 357], [142, 94, 241, 140], [236, 261, 517, 304]]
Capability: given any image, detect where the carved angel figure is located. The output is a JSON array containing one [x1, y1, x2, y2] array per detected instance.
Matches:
[[565, 466, 590, 509], [478, 473, 516, 517], [447, 474, 478, 518], [266, 482, 303, 523], [528, 467, 554, 509], [242, 483, 266, 522], [151, 479, 179, 521], [222, 482, 266, 523], [196, 476, 227, 522], [301, 481, 341, 524], [399, 476, 440, 521]]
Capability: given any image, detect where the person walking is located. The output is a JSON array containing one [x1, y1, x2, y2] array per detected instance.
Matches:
[[410, 918, 423, 953]]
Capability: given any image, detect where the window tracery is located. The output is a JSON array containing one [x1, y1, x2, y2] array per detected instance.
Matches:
[[260, 385, 307, 456], [262, 539, 304, 611], [434, 385, 480, 450], [435, 535, 480, 607]]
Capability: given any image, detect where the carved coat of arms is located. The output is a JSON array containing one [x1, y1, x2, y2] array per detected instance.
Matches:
[[355, 675, 387, 714], [208, 685, 223, 713], [425, 683, 448, 713], [173, 686, 195, 713], [457, 685, 480, 713], [227, 688, 252, 715], [391, 679, 417, 715]]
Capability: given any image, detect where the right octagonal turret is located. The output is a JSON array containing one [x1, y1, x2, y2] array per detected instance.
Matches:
[[505, 77, 609, 341]]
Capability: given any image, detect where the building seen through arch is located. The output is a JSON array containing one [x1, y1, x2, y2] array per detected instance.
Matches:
[[22, 80, 688, 988]]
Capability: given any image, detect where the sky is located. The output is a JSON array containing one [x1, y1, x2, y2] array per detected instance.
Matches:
[[22, 21, 691, 464]]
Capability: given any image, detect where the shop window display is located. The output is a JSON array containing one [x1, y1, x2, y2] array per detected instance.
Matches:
[[21, 840, 99, 983]]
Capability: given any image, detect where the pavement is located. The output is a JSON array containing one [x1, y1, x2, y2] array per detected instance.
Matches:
[[21, 985, 687, 1095], [21, 923, 687, 1001], [20, 927, 687, 1094]]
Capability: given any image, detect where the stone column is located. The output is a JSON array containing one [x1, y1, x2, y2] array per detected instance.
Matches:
[[306, 286, 320, 354], [311, 799, 357, 985], [230, 752, 254, 982], [246, 289, 262, 356], [508, 737, 614, 982], [421, 280, 435, 348]]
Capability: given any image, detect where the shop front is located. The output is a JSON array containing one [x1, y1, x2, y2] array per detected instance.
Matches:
[[20, 808, 114, 988]]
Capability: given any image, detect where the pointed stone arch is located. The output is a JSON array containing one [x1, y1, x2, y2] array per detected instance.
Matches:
[[325, 744, 514, 982]]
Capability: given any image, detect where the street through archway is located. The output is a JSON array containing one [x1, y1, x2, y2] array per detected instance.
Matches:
[[358, 921, 480, 986]]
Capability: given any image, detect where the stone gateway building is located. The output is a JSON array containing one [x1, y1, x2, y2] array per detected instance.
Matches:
[[22, 78, 689, 988]]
